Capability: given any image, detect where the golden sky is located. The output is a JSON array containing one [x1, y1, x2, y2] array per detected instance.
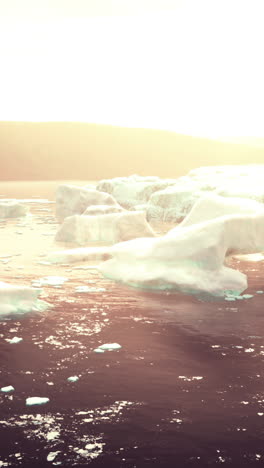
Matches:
[[0, 0, 263, 138]]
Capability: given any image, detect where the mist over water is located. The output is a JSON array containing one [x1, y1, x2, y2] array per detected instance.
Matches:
[[1, 181, 264, 467]]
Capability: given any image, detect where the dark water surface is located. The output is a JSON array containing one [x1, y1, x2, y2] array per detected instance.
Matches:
[[1, 182, 264, 467]]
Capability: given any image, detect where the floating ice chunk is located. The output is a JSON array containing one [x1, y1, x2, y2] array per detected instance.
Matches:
[[5, 336, 23, 344], [26, 397, 50, 406], [256, 290, 264, 294], [0, 282, 50, 316], [75, 286, 106, 293], [97, 343, 122, 351], [0, 200, 29, 218], [225, 297, 236, 301], [32, 276, 68, 287], [67, 376, 79, 382], [93, 348, 105, 353], [242, 294, 254, 299], [178, 376, 203, 381], [47, 451, 61, 462], [46, 431, 60, 441], [1, 385, 14, 392]]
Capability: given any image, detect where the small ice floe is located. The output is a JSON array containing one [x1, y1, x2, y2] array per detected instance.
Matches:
[[47, 451, 61, 462], [75, 286, 106, 293], [26, 397, 50, 406], [94, 343, 122, 353], [5, 336, 23, 344], [32, 276, 68, 288], [67, 376, 79, 383], [178, 376, 203, 382], [224, 292, 254, 301], [256, 290, 264, 294], [1, 385, 14, 392]]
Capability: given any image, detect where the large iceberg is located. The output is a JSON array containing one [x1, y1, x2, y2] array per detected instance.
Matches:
[[180, 194, 264, 228], [0, 282, 50, 316], [97, 210, 264, 298], [144, 165, 264, 223], [56, 185, 119, 222], [96, 175, 176, 209], [55, 211, 156, 245]]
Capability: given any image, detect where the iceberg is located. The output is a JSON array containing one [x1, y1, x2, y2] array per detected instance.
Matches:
[[97, 175, 176, 209], [180, 194, 264, 228], [145, 165, 264, 223], [56, 184, 119, 222], [55, 211, 155, 245], [146, 183, 204, 223], [98, 211, 264, 298]]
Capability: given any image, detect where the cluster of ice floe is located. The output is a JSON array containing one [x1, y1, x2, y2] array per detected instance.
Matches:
[[50, 166, 264, 298], [3, 165, 264, 314]]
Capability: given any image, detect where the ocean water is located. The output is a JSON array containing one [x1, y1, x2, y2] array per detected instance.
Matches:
[[1, 181, 264, 467]]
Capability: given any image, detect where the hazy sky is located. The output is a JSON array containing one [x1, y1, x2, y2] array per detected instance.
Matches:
[[0, 0, 263, 138]]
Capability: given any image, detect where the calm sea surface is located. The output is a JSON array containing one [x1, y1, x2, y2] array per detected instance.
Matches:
[[1, 181, 264, 467]]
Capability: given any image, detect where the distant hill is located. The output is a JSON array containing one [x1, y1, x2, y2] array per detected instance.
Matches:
[[0, 121, 264, 180]]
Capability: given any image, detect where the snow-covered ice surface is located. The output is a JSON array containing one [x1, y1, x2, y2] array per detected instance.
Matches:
[[2, 176, 264, 466]]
